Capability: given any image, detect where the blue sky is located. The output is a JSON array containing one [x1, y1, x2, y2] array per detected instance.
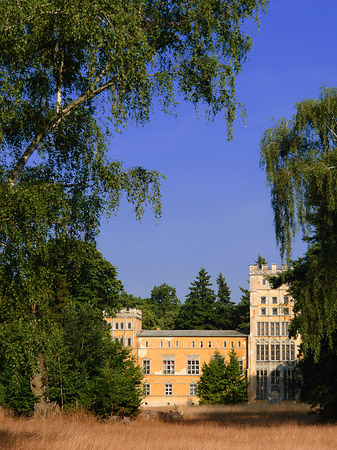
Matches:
[[97, 0, 337, 303]]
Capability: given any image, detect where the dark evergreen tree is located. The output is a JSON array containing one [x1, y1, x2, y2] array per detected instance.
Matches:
[[255, 255, 267, 268], [233, 287, 250, 331], [214, 273, 235, 329], [197, 350, 247, 404], [175, 268, 216, 329]]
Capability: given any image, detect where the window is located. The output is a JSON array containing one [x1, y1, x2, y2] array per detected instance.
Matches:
[[224, 341, 227, 347], [261, 307, 266, 316], [283, 296, 289, 304], [165, 383, 172, 396], [256, 369, 267, 399], [238, 341, 241, 348], [128, 322, 132, 329], [192, 341, 195, 348], [258, 322, 269, 336], [168, 341, 171, 348], [142, 360, 150, 375], [272, 308, 278, 316], [145, 341, 149, 348], [143, 383, 150, 396], [271, 343, 280, 361], [284, 369, 296, 400], [271, 369, 280, 385], [282, 322, 289, 336], [283, 307, 290, 316], [208, 341, 212, 348], [189, 383, 197, 396], [262, 278, 266, 286], [261, 296, 266, 304], [275, 322, 280, 336], [175, 341, 179, 348], [272, 297, 277, 304], [160, 341, 163, 348], [120, 322, 124, 330], [163, 356, 175, 374], [231, 341, 234, 348], [127, 337, 132, 346], [200, 341, 203, 348], [256, 343, 269, 361], [115, 322, 119, 330], [187, 357, 200, 375], [238, 359, 244, 374]]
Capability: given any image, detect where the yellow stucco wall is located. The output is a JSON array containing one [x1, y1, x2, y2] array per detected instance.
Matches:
[[137, 333, 248, 406]]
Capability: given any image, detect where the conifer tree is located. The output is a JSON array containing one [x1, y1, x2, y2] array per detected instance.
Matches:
[[197, 350, 247, 404], [214, 273, 235, 329], [175, 268, 216, 329]]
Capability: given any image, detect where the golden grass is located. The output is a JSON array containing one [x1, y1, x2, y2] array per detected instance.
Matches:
[[1, 404, 337, 450]]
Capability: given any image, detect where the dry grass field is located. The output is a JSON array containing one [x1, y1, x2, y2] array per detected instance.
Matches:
[[1, 403, 337, 450]]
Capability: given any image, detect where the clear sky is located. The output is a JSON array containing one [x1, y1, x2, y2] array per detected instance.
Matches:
[[97, 0, 337, 303]]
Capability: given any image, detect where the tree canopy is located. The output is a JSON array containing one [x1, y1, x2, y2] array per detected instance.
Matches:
[[197, 350, 247, 404], [175, 267, 217, 329], [261, 88, 337, 416]]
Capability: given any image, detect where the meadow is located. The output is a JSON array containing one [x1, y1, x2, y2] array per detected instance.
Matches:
[[1, 403, 337, 450]]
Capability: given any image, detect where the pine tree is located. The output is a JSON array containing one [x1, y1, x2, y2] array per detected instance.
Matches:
[[175, 268, 216, 329], [197, 350, 247, 404], [214, 273, 235, 329]]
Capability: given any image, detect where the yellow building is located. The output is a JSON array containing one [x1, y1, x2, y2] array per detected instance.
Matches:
[[137, 329, 248, 406], [107, 263, 300, 406]]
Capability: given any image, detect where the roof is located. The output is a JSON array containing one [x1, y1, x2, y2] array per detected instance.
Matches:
[[137, 329, 248, 338]]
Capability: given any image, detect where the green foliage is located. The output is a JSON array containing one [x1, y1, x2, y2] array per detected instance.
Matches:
[[197, 350, 247, 404], [255, 255, 267, 268], [262, 88, 337, 416], [150, 283, 181, 329], [214, 273, 235, 330], [298, 333, 337, 419], [176, 268, 216, 329], [260, 87, 337, 260], [233, 287, 250, 331]]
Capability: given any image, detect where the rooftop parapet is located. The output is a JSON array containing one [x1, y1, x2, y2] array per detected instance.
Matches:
[[115, 308, 142, 320], [249, 263, 288, 275]]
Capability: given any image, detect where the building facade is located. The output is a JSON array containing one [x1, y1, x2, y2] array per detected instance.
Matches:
[[107, 264, 300, 406], [249, 264, 300, 403]]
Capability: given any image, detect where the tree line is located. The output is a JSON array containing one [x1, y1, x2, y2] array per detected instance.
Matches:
[[121, 268, 250, 332]]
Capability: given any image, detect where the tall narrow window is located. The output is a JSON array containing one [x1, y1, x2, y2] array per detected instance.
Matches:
[[145, 341, 149, 348], [275, 322, 280, 336], [115, 323, 119, 330], [192, 341, 195, 348], [261, 296, 266, 304], [200, 341, 203, 348], [272, 308, 278, 316], [261, 307, 266, 316], [142, 360, 150, 375], [256, 370, 267, 399], [128, 322, 132, 329], [143, 383, 150, 396], [208, 341, 212, 348], [175, 341, 179, 348], [272, 296, 277, 304], [120, 322, 124, 330]]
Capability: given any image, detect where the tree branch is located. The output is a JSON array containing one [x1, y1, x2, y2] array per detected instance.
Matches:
[[9, 69, 114, 186]]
